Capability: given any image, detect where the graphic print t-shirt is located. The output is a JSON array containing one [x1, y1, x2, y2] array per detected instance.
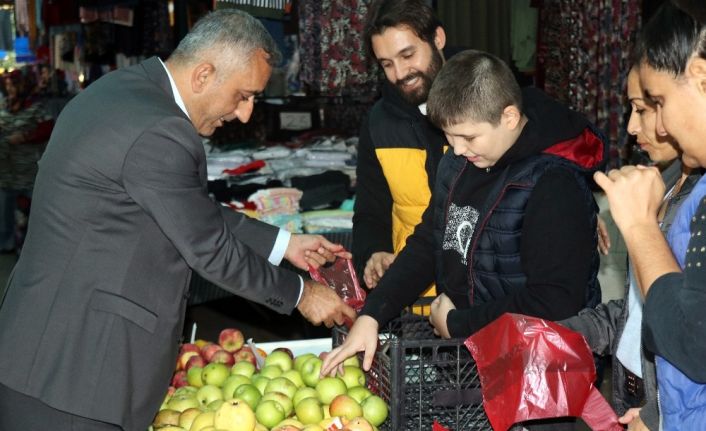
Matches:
[[441, 164, 505, 305]]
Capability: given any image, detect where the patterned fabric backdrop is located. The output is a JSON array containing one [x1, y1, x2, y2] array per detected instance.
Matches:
[[537, 0, 641, 168], [298, 0, 379, 97]]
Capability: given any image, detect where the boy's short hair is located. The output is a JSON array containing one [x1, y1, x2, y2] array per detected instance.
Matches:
[[427, 50, 522, 128], [364, 0, 442, 60], [638, 2, 706, 76]]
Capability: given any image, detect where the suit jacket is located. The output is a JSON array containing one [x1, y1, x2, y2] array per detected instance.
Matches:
[[0, 57, 300, 430]]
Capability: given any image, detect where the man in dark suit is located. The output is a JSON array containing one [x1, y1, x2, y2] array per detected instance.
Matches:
[[0, 9, 356, 431]]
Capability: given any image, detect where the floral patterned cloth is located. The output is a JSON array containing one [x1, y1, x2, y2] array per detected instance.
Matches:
[[298, 0, 379, 96], [537, 0, 641, 168]]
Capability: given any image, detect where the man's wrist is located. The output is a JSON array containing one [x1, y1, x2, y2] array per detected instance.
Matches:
[[618, 220, 660, 249]]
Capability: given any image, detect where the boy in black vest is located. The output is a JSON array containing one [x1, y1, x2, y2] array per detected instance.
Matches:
[[324, 51, 605, 394]]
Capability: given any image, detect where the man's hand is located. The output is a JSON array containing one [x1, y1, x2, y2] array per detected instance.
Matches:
[[285, 234, 352, 270], [321, 315, 380, 375], [297, 279, 357, 328], [430, 293, 455, 339], [619, 408, 649, 431], [363, 252, 396, 288], [597, 216, 611, 255], [593, 166, 665, 233]]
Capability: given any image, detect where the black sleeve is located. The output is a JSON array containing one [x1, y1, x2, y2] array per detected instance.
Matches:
[[352, 115, 394, 276], [447, 168, 596, 337], [360, 198, 437, 327], [643, 197, 706, 383], [644, 271, 706, 382]]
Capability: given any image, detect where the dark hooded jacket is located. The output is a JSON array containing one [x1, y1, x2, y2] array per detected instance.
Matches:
[[361, 87, 606, 338], [352, 81, 446, 277]]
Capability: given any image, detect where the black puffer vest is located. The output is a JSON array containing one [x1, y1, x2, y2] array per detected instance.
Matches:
[[432, 149, 602, 310]]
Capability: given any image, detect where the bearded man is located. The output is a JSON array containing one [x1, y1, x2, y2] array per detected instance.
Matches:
[[352, 0, 448, 297]]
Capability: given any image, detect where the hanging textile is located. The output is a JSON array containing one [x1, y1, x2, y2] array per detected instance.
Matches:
[[0, 9, 12, 51], [436, 0, 512, 64], [298, 0, 379, 97], [536, 0, 641, 169]]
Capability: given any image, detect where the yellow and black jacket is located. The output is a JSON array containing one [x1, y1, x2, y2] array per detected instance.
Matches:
[[352, 81, 447, 298]]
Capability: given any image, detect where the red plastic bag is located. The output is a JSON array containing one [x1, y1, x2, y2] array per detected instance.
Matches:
[[309, 254, 366, 311], [465, 313, 622, 431], [432, 420, 450, 431]]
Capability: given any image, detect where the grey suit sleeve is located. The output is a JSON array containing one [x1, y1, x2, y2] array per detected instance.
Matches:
[[122, 117, 300, 313], [558, 299, 624, 356], [218, 205, 279, 259]]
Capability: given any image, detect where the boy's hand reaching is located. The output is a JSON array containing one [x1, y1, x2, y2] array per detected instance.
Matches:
[[363, 252, 397, 288], [321, 315, 380, 375], [430, 293, 456, 339]]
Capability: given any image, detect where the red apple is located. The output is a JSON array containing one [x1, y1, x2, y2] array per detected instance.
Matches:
[[218, 328, 245, 353], [185, 354, 206, 371], [177, 350, 202, 370], [171, 370, 188, 388], [330, 394, 363, 421], [179, 343, 201, 355], [201, 343, 223, 362], [210, 349, 235, 367], [234, 347, 257, 366]]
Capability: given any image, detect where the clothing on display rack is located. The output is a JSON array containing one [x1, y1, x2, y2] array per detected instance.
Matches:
[[536, 0, 641, 168]]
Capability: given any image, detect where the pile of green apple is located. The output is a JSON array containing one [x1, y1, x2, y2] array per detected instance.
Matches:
[[151, 329, 389, 431]]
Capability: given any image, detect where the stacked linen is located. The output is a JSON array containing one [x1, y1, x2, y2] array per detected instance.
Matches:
[[301, 209, 353, 233], [248, 187, 304, 233], [268, 136, 357, 184]]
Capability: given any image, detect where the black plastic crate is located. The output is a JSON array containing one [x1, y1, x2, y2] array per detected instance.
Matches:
[[332, 304, 492, 431]]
